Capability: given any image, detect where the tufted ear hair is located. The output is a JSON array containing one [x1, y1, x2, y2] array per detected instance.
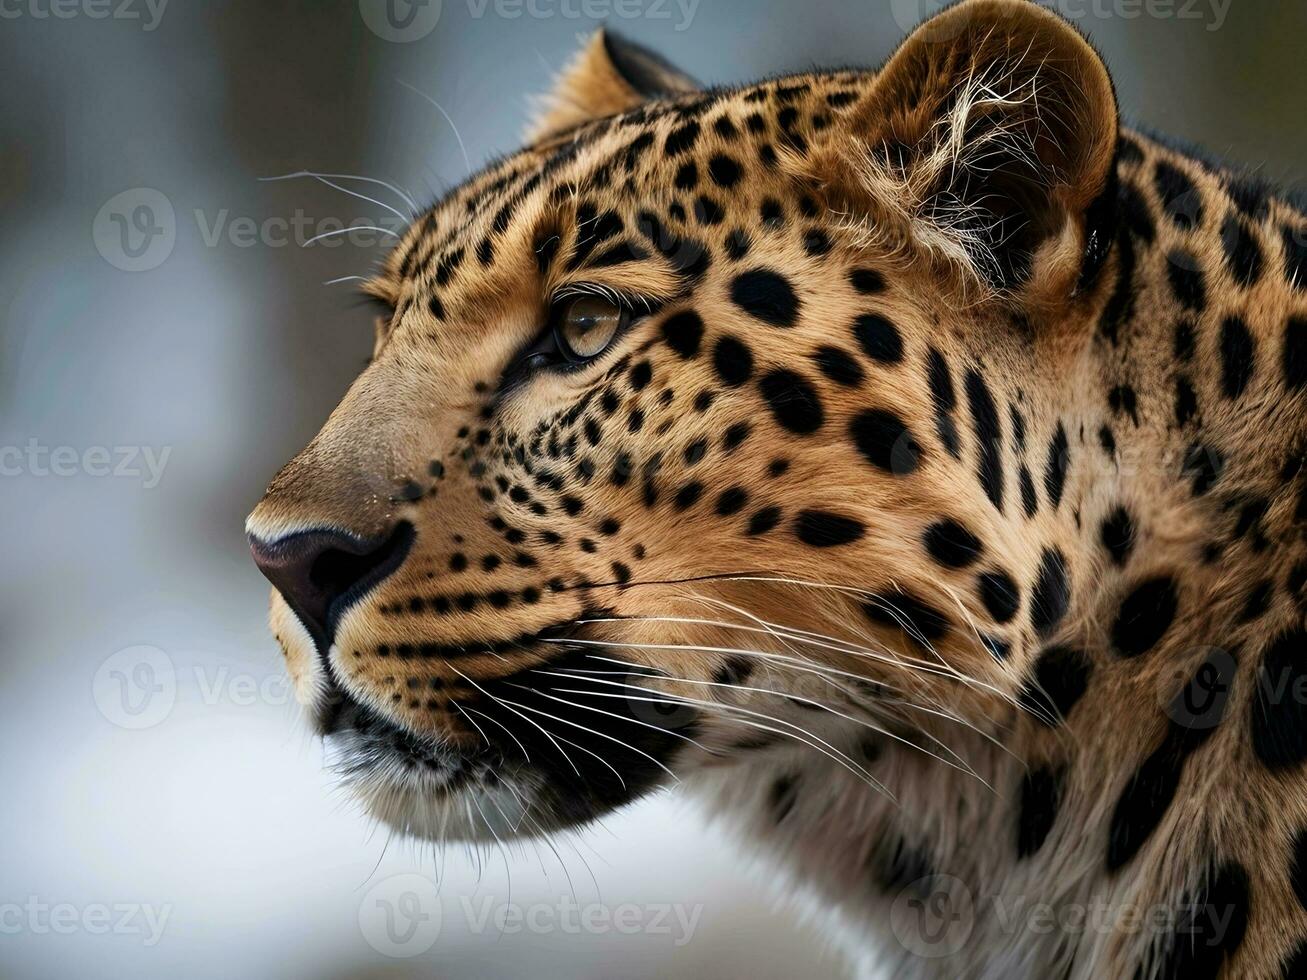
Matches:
[[821, 0, 1119, 306], [528, 29, 699, 143]]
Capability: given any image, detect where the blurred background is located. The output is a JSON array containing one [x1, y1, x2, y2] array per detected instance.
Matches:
[[0, 1, 1303, 977]]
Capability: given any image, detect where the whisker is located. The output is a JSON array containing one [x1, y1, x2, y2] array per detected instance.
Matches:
[[259, 169, 419, 214]]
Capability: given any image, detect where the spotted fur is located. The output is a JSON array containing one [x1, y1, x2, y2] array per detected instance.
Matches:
[[248, 2, 1307, 976]]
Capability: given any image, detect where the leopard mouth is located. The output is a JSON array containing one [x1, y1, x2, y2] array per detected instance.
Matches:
[[314, 638, 700, 842]]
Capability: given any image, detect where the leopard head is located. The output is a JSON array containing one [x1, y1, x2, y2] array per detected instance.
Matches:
[[247, 0, 1119, 840]]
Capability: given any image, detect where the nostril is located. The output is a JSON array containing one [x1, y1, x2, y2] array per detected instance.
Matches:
[[249, 521, 414, 645]]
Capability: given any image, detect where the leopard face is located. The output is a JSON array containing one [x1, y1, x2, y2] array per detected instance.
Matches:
[[247, 0, 1119, 842]]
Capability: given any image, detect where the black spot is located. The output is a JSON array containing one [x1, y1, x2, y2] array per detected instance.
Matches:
[[978, 571, 1020, 624], [1041, 424, 1070, 511], [661, 310, 704, 358], [716, 487, 748, 516], [714, 656, 753, 687], [722, 422, 750, 451], [869, 838, 936, 895], [1119, 183, 1156, 243], [812, 346, 864, 386], [923, 519, 983, 568], [629, 360, 652, 391], [1251, 628, 1307, 770], [1109, 384, 1139, 425], [926, 348, 961, 459], [746, 506, 782, 536], [664, 120, 700, 156], [758, 370, 824, 435], [849, 268, 885, 294], [851, 409, 921, 475], [1219, 315, 1256, 399], [769, 774, 798, 822], [802, 229, 831, 257], [1018, 645, 1092, 727], [682, 438, 707, 466], [1111, 577, 1179, 659], [673, 481, 703, 510], [965, 369, 1004, 511], [1284, 316, 1307, 391], [864, 591, 949, 648], [1292, 826, 1307, 912], [1099, 229, 1136, 344], [712, 335, 754, 387], [693, 196, 724, 226], [1147, 862, 1248, 977], [852, 314, 903, 364], [730, 269, 800, 327], [1182, 442, 1225, 496], [1030, 548, 1070, 638], [795, 510, 865, 547], [1154, 160, 1202, 229], [673, 160, 697, 190], [1175, 376, 1198, 425], [1221, 213, 1265, 287], [1100, 506, 1136, 566], [1281, 940, 1307, 978], [1019, 465, 1038, 518], [1167, 253, 1207, 311], [724, 228, 750, 261], [1175, 319, 1197, 361], [1016, 767, 1062, 858], [1284, 224, 1307, 291]]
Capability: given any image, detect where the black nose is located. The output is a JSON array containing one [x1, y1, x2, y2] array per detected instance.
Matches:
[[249, 522, 414, 644]]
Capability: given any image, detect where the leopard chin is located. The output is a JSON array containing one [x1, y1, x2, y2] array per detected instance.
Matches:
[[313, 648, 694, 842]]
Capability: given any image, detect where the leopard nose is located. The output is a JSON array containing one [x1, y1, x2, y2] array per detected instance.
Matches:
[[248, 522, 414, 643]]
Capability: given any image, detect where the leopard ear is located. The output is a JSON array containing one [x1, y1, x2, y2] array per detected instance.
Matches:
[[528, 29, 699, 143], [823, 0, 1119, 306]]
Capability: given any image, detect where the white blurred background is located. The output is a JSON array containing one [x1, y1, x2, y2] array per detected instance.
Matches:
[[1, 1, 1304, 976]]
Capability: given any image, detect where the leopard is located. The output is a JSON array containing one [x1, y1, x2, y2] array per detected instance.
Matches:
[[245, 1, 1307, 975]]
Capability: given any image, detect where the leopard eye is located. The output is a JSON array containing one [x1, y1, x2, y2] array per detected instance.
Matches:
[[555, 294, 625, 361]]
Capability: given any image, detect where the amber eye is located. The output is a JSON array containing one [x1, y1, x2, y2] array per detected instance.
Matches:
[[554, 294, 625, 361]]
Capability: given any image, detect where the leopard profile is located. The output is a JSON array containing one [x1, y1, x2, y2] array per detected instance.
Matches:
[[247, 1, 1307, 975]]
